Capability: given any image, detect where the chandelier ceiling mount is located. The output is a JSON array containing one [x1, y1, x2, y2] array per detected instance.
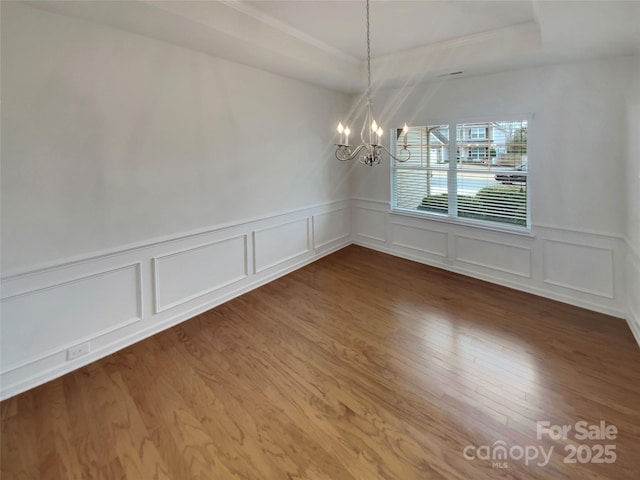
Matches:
[[335, 0, 411, 166]]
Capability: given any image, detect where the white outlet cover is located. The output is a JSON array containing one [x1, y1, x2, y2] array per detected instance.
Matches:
[[67, 342, 90, 360]]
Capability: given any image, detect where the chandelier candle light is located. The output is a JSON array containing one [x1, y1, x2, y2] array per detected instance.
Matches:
[[335, 0, 411, 166]]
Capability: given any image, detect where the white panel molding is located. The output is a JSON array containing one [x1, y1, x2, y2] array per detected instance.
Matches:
[[542, 239, 614, 298], [390, 221, 448, 258], [351, 197, 389, 209], [627, 308, 640, 348], [0, 198, 350, 279], [625, 235, 640, 271], [0, 240, 349, 401], [252, 217, 310, 274], [3, 196, 633, 397], [455, 235, 532, 278], [1, 262, 143, 372], [355, 238, 625, 319], [625, 239, 640, 347], [356, 233, 387, 243], [392, 209, 535, 238], [352, 199, 626, 320], [312, 208, 350, 249], [354, 206, 387, 243], [533, 223, 626, 240], [0, 200, 350, 400], [153, 235, 248, 313]]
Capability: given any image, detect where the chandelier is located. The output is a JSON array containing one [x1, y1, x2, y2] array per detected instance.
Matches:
[[335, 0, 411, 166]]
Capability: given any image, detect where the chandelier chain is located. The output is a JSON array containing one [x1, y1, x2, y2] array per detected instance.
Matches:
[[366, 0, 371, 102], [334, 0, 411, 165]]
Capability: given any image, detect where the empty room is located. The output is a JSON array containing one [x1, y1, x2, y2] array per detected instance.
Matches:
[[1, 0, 639, 478]]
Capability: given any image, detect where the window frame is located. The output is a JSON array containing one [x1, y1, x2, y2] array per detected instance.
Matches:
[[469, 146, 488, 160], [390, 117, 531, 233], [469, 126, 487, 140]]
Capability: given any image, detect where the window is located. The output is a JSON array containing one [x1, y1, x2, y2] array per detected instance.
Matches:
[[470, 147, 488, 160], [392, 120, 528, 229], [470, 126, 487, 139]]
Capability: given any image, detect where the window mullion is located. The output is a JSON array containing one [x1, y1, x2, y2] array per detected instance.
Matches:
[[392, 120, 528, 230], [448, 123, 457, 217]]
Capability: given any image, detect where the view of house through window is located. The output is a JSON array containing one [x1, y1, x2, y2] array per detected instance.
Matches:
[[392, 120, 528, 228]]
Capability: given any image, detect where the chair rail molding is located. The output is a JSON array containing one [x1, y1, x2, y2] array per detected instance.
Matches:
[[352, 198, 628, 321], [2, 197, 637, 400], [0, 199, 351, 400]]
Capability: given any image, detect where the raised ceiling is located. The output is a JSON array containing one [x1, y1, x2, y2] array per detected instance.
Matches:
[[245, 0, 536, 60], [23, 0, 640, 92]]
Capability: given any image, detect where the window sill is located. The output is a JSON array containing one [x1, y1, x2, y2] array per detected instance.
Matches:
[[389, 208, 535, 237]]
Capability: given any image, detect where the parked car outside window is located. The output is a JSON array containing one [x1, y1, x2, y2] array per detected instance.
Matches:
[[495, 164, 527, 184]]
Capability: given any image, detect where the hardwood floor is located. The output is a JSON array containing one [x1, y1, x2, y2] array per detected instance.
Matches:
[[2, 245, 639, 479]]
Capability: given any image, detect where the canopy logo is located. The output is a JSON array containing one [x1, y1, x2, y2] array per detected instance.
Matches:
[[463, 420, 618, 469], [463, 441, 553, 469]]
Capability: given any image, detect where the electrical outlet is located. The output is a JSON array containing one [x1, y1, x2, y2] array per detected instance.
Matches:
[[67, 342, 90, 360]]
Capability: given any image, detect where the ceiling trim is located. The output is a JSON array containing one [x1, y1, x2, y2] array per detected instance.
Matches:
[[370, 21, 541, 88], [219, 0, 360, 65], [16, 1, 640, 94]]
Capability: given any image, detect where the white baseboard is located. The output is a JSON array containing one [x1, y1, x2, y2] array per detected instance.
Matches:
[[626, 239, 640, 348], [3, 197, 637, 400], [1, 200, 351, 400], [351, 200, 629, 321], [354, 239, 627, 319], [627, 310, 640, 349]]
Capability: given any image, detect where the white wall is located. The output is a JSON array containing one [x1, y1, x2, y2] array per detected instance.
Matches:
[[625, 57, 640, 344], [350, 58, 636, 320], [0, 3, 353, 399], [0, 2, 352, 274], [2, 4, 638, 400], [352, 59, 631, 234]]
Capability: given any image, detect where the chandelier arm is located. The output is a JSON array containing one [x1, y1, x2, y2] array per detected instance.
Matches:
[[380, 145, 412, 163], [335, 144, 366, 162], [360, 102, 374, 146]]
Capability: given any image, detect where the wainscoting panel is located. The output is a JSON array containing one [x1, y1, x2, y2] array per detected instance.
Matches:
[[543, 240, 614, 298], [391, 222, 448, 258], [253, 218, 310, 274], [153, 235, 248, 313], [1, 263, 142, 372], [0, 200, 351, 400], [455, 235, 531, 278], [352, 199, 627, 321], [626, 243, 640, 346], [354, 207, 387, 243], [313, 208, 350, 250], [2, 197, 634, 400]]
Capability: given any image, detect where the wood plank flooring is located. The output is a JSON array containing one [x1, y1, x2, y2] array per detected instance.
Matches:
[[2, 245, 640, 479]]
